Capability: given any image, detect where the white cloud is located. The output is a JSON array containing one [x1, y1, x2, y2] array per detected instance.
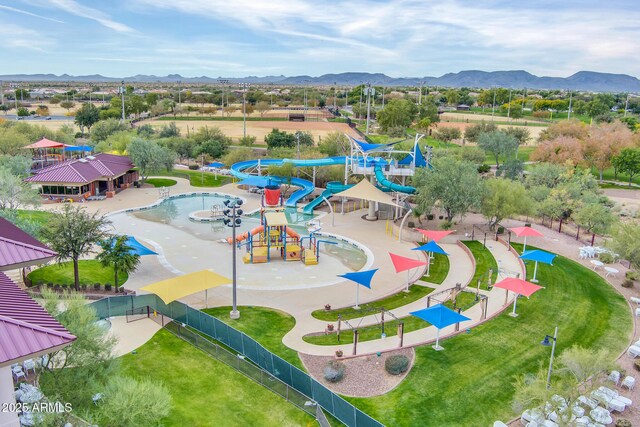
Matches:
[[46, 0, 133, 32], [0, 4, 64, 23]]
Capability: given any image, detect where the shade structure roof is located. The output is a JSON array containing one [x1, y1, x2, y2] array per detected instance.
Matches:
[[140, 270, 232, 304], [398, 146, 427, 168], [351, 137, 393, 153], [207, 162, 225, 168], [63, 145, 93, 152], [520, 250, 556, 265], [493, 277, 543, 297], [124, 236, 157, 256], [338, 269, 378, 289], [0, 218, 57, 271], [510, 226, 544, 237], [416, 229, 453, 242], [0, 272, 76, 366], [333, 178, 402, 208], [410, 304, 471, 329], [412, 240, 448, 255], [264, 211, 288, 226], [389, 253, 427, 273], [24, 138, 65, 149], [25, 153, 134, 184]]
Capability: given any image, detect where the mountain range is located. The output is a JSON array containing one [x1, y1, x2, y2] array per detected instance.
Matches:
[[1, 70, 639, 92]]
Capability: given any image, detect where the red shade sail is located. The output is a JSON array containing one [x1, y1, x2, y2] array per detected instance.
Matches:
[[509, 226, 543, 237], [24, 138, 65, 149], [389, 252, 427, 273], [493, 277, 543, 297], [416, 229, 453, 242]]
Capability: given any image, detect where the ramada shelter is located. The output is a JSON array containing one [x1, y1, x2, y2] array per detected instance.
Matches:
[[25, 153, 138, 200]]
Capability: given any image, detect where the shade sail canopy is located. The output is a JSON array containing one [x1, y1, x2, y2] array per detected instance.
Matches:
[[140, 270, 232, 304], [510, 226, 543, 237], [520, 250, 556, 265], [124, 236, 157, 256], [264, 212, 289, 226], [24, 138, 65, 149], [63, 145, 93, 152], [493, 277, 543, 297], [416, 229, 453, 242], [410, 304, 471, 329], [412, 240, 448, 255], [333, 178, 402, 208], [351, 138, 393, 153], [207, 162, 225, 168], [237, 176, 276, 187], [338, 269, 378, 289], [389, 253, 427, 273], [398, 146, 427, 168]]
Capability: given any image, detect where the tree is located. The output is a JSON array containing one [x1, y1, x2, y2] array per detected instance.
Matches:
[[59, 101, 75, 112], [0, 168, 41, 210], [17, 107, 29, 117], [127, 139, 175, 183], [255, 101, 270, 117], [612, 148, 640, 186], [222, 147, 255, 166], [413, 157, 483, 221], [35, 105, 49, 117], [97, 235, 140, 293], [294, 130, 314, 146], [223, 105, 238, 117], [477, 131, 519, 167], [159, 122, 180, 138], [0, 104, 9, 115], [463, 121, 498, 143], [531, 136, 583, 167], [319, 132, 349, 156], [376, 99, 417, 132], [127, 95, 148, 118], [503, 127, 530, 145], [457, 146, 486, 164], [239, 135, 256, 146], [573, 203, 616, 234], [415, 118, 432, 135], [609, 222, 640, 270], [40, 205, 110, 293], [582, 121, 634, 181], [97, 375, 171, 427], [538, 119, 588, 142], [91, 118, 128, 142], [433, 127, 461, 142], [586, 100, 610, 118], [265, 128, 295, 149], [496, 158, 525, 180], [0, 155, 31, 176], [481, 179, 533, 229], [75, 103, 100, 134], [267, 163, 295, 197]]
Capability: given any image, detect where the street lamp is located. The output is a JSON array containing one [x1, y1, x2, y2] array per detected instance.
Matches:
[[119, 80, 126, 124], [364, 83, 374, 135], [239, 83, 249, 139], [177, 80, 182, 104], [223, 199, 243, 319], [540, 326, 558, 389], [218, 79, 228, 117]]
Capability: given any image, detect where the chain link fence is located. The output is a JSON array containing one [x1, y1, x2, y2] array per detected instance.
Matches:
[[90, 295, 384, 427]]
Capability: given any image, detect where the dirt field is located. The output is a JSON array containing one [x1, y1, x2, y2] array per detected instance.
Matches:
[[141, 118, 360, 143], [441, 111, 548, 125], [435, 120, 547, 140]]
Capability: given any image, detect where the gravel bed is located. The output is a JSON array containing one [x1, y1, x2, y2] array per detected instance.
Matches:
[[299, 348, 415, 397]]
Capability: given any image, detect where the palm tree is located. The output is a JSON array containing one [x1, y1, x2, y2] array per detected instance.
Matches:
[[97, 236, 141, 293]]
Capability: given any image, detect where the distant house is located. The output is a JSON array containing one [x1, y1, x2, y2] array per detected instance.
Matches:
[[26, 153, 138, 200], [0, 220, 75, 427], [456, 104, 471, 111]]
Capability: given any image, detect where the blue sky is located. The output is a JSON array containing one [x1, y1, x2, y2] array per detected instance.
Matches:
[[1, 0, 638, 78]]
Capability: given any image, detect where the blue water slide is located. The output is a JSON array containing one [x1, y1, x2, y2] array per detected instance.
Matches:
[[373, 165, 416, 194], [302, 189, 333, 214]]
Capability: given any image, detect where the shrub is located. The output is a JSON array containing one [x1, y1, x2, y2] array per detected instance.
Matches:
[[81, 284, 88, 291], [634, 359, 640, 371], [323, 360, 345, 383], [622, 279, 634, 288], [188, 164, 199, 170], [426, 214, 434, 220], [496, 226, 505, 234], [105, 283, 112, 291], [440, 220, 453, 230], [386, 126, 405, 137], [477, 164, 491, 173], [335, 349, 343, 357], [626, 270, 639, 281], [385, 355, 409, 375], [615, 419, 632, 427], [408, 221, 415, 229], [598, 252, 615, 264], [94, 283, 101, 291]]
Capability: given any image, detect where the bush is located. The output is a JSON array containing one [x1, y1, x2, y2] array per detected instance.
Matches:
[[626, 270, 639, 281], [385, 355, 409, 375], [634, 359, 640, 371], [598, 252, 615, 264], [81, 284, 88, 291], [622, 279, 634, 288], [408, 221, 415, 229], [426, 214, 434, 220], [440, 220, 453, 230], [188, 164, 199, 170], [496, 226, 505, 234], [386, 126, 405, 137], [477, 164, 491, 173], [105, 283, 112, 291], [323, 360, 345, 383], [615, 419, 632, 427]]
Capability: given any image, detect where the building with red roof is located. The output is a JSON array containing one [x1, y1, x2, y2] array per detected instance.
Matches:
[[0, 218, 57, 271], [26, 153, 138, 200]]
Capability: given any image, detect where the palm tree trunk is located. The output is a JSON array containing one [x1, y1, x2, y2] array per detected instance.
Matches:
[[73, 258, 80, 292]]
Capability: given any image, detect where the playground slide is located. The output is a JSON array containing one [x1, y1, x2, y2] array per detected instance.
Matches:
[[286, 228, 300, 239], [373, 165, 416, 194], [226, 225, 264, 244]]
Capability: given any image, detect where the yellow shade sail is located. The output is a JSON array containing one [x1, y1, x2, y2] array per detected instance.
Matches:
[[333, 178, 402, 208], [140, 270, 232, 304]]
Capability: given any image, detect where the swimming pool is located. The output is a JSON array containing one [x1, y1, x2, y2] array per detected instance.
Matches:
[[108, 193, 371, 290]]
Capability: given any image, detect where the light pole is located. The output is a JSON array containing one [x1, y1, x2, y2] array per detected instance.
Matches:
[[334, 82, 337, 111], [177, 80, 182, 105], [491, 87, 497, 121], [567, 90, 573, 120], [507, 88, 512, 119], [624, 93, 630, 118], [239, 83, 249, 139], [218, 79, 228, 117], [223, 199, 243, 319], [119, 80, 126, 124], [540, 326, 558, 389], [365, 83, 374, 135], [418, 81, 423, 105]]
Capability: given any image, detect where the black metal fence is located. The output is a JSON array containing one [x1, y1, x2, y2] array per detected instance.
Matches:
[[91, 295, 384, 427]]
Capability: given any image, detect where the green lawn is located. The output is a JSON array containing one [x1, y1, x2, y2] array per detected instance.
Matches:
[[348, 248, 631, 426], [118, 329, 314, 427], [462, 241, 498, 290], [145, 178, 178, 187], [591, 167, 640, 186], [15, 209, 56, 227], [418, 252, 449, 285], [599, 182, 640, 190], [483, 145, 534, 165], [163, 170, 232, 187], [27, 259, 128, 287], [203, 306, 304, 371], [312, 285, 435, 322]]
